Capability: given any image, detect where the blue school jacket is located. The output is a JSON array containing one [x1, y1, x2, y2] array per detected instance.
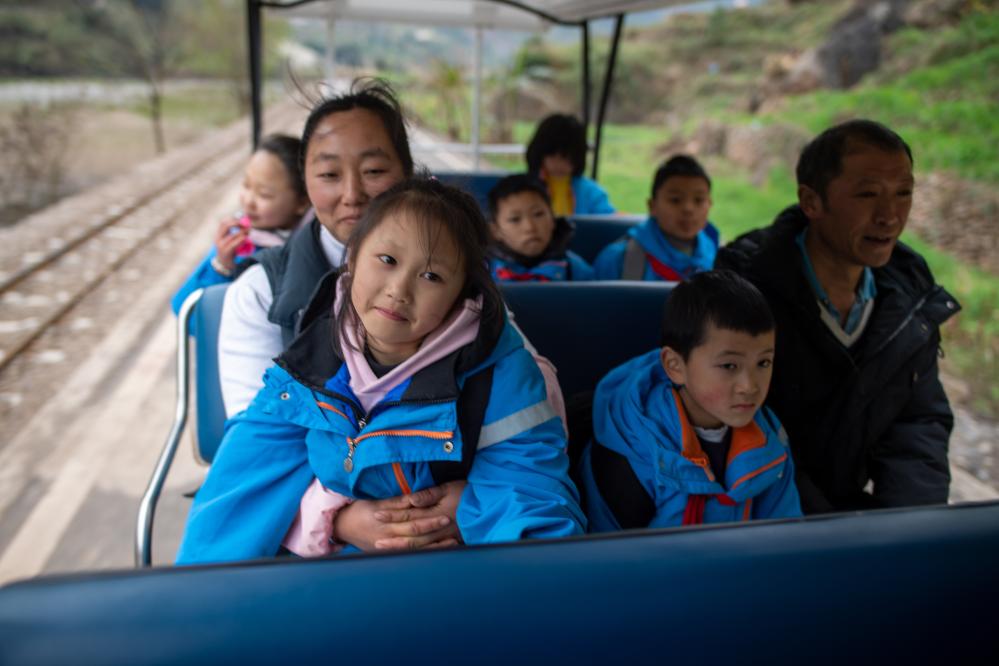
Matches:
[[170, 247, 239, 314], [489, 216, 595, 282], [572, 176, 616, 215], [176, 273, 585, 564], [593, 217, 719, 281], [579, 350, 802, 531]]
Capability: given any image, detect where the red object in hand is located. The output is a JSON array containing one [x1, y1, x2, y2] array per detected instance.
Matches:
[[234, 215, 255, 256]]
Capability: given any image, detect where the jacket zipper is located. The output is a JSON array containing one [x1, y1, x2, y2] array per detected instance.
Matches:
[[343, 428, 454, 474], [330, 396, 457, 474]]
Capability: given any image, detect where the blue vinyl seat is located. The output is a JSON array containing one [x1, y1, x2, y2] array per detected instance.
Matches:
[[567, 214, 643, 263], [7, 501, 999, 664], [500, 281, 673, 400], [568, 215, 722, 264], [433, 170, 508, 214]]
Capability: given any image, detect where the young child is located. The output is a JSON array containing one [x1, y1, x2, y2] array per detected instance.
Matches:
[[170, 133, 309, 314], [487, 174, 594, 282], [176, 178, 585, 563], [579, 270, 801, 531], [526, 113, 616, 216], [593, 155, 718, 281]]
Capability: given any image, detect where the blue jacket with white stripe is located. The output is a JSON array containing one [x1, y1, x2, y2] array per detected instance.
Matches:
[[579, 350, 802, 532], [176, 271, 585, 564]]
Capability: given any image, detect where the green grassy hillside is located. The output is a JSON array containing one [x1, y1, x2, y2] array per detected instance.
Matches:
[[405, 3, 999, 416]]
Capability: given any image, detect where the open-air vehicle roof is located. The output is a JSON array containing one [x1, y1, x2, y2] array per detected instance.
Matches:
[[246, 0, 713, 175]]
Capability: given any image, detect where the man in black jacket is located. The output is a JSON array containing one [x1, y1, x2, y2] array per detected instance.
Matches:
[[717, 119, 960, 513]]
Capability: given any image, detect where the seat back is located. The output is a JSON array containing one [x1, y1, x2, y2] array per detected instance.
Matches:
[[567, 216, 723, 264], [568, 214, 643, 262], [433, 170, 508, 215], [191, 283, 229, 465], [21, 502, 999, 665], [501, 282, 672, 400]]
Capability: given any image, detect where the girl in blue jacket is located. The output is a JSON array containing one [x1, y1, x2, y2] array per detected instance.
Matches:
[[177, 178, 585, 564], [487, 174, 594, 282], [579, 270, 801, 531], [169, 134, 310, 314], [526, 113, 616, 216]]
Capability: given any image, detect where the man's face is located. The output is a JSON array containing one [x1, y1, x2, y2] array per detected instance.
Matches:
[[800, 144, 914, 270]]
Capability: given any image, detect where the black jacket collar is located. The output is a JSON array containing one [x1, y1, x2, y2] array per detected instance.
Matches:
[[488, 216, 574, 268]]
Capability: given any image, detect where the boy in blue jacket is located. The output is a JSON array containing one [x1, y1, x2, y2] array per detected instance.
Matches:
[[579, 270, 801, 530], [487, 174, 594, 282], [594, 155, 718, 281]]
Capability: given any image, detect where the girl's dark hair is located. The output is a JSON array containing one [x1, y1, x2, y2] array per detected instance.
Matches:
[[525, 113, 587, 178], [487, 173, 551, 222], [257, 133, 306, 200], [300, 77, 415, 179], [661, 270, 775, 359], [796, 119, 913, 203], [335, 177, 504, 354]]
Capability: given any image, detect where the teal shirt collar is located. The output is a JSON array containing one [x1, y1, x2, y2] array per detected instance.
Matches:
[[795, 229, 876, 335]]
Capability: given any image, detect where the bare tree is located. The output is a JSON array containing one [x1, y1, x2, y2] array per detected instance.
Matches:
[[74, 0, 188, 154]]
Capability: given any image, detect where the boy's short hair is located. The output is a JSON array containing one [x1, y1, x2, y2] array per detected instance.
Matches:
[[796, 119, 913, 203], [651, 154, 712, 198], [487, 174, 551, 221], [525, 114, 588, 178], [661, 270, 775, 359]]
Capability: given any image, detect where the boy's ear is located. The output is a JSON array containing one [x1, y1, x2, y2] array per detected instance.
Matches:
[[646, 197, 654, 215], [660, 346, 686, 386], [798, 185, 824, 220]]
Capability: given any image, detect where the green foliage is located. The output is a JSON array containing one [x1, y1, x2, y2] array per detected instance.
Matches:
[[763, 41, 999, 183]]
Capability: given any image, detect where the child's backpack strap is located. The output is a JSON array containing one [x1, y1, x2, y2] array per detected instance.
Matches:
[[590, 438, 656, 529], [428, 366, 495, 485], [621, 237, 646, 280]]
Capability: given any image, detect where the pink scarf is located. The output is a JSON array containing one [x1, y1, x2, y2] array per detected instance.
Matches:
[[282, 275, 482, 556], [335, 275, 482, 412]]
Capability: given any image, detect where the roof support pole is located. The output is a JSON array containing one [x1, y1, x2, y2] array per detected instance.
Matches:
[[581, 20, 591, 132], [325, 15, 336, 85], [247, 0, 263, 150], [591, 13, 624, 181], [472, 25, 484, 169]]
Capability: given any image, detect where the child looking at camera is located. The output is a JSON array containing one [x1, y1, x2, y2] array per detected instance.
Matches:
[[176, 178, 585, 564], [594, 155, 718, 281], [579, 270, 801, 531], [487, 174, 594, 282]]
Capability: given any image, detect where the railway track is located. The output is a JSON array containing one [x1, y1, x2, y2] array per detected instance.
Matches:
[[0, 102, 303, 375]]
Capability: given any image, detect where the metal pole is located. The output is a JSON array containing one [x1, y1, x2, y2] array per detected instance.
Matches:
[[247, 0, 263, 150], [581, 21, 591, 131], [325, 15, 336, 85], [472, 26, 484, 170], [591, 14, 624, 181], [135, 290, 200, 567]]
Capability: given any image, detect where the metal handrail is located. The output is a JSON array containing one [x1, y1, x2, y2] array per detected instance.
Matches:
[[134, 289, 203, 567]]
